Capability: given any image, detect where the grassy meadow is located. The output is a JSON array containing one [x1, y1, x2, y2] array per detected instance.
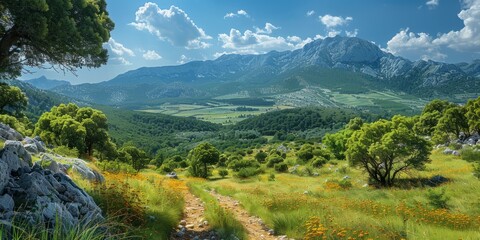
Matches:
[[190, 149, 480, 239]]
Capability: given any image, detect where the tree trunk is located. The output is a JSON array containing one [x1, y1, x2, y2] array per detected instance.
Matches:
[[0, 26, 19, 67]]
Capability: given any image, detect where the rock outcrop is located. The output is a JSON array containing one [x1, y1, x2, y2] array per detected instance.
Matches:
[[0, 125, 104, 234], [0, 123, 23, 141]]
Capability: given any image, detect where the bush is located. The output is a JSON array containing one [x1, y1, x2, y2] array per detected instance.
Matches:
[[461, 148, 480, 162], [218, 169, 229, 178], [274, 162, 288, 172], [268, 173, 276, 181], [338, 179, 352, 189], [229, 159, 260, 172], [255, 151, 268, 163], [312, 148, 333, 160], [426, 188, 450, 209], [311, 156, 327, 168], [235, 167, 260, 179], [53, 146, 79, 158], [266, 154, 283, 167], [302, 166, 316, 176]]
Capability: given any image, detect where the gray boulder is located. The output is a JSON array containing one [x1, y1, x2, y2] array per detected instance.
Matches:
[[23, 137, 46, 153], [443, 148, 453, 155], [1, 141, 32, 173], [0, 194, 14, 212], [71, 159, 105, 183], [24, 143, 39, 154], [0, 123, 23, 141]]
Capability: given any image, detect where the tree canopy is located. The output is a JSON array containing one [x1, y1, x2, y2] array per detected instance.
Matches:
[[187, 142, 220, 178], [0, 82, 27, 117], [346, 117, 431, 187], [34, 103, 110, 156], [0, 0, 114, 79]]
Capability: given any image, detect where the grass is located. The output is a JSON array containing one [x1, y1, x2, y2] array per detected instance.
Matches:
[[188, 180, 248, 239], [199, 149, 480, 239]]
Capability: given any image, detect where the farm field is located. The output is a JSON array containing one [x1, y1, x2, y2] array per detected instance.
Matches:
[[138, 102, 293, 124]]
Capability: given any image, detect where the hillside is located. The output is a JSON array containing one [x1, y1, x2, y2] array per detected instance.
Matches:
[[24, 76, 71, 90], [50, 36, 479, 108]]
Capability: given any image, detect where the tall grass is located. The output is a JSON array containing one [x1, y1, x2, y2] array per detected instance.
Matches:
[[188, 182, 247, 239]]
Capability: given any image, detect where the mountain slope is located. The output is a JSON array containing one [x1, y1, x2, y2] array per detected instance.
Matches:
[[51, 36, 479, 106], [24, 76, 71, 90]]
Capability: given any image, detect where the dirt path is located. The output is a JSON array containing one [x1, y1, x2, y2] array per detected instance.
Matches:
[[170, 183, 217, 240], [209, 190, 290, 240]]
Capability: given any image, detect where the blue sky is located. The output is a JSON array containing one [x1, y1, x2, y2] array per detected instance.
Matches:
[[22, 0, 480, 84]]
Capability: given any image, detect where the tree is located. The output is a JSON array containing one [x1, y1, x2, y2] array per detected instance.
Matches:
[[187, 142, 220, 178], [255, 150, 268, 163], [434, 106, 469, 140], [0, 0, 114, 79], [118, 146, 149, 171], [414, 99, 455, 136], [34, 103, 110, 156], [346, 118, 431, 187], [0, 82, 27, 116], [323, 117, 364, 160], [465, 96, 480, 133]]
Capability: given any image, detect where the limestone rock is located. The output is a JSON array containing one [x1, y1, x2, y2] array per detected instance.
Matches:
[[0, 123, 23, 141]]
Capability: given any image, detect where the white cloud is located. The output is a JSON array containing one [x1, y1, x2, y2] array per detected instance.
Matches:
[[319, 14, 353, 28], [306, 10, 315, 16], [177, 54, 191, 64], [107, 38, 135, 57], [110, 57, 132, 66], [224, 9, 250, 19], [345, 29, 359, 37], [143, 50, 162, 60], [218, 24, 314, 55], [130, 3, 211, 49], [387, 0, 480, 61], [426, 0, 439, 8], [255, 23, 279, 34]]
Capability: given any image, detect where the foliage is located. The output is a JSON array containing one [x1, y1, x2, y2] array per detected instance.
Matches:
[[255, 150, 268, 163], [465, 96, 480, 133], [434, 106, 469, 140], [34, 103, 110, 156], [323, 117, 364, 159], [0, 0, 114, 79], [235, 167, 261, 179], [297, 144, 314, 162], [274, 162, 288, 172], [461, 147, 480, 162], [414, 99, 455, 136], [0, 114, 31, 136], [117, 145, 150, 171], [426, 188, 450, 209], [218, 169, 229, 178], [0, 83, 27, 117], [52, 146, 79, 158], [228, 159, 260, 172], [346, 117, 432, 187], [187, 142, 220, 178], [311, 157, 327, 168], [97, 160, 136, 174], [266, 154, 284, 168]]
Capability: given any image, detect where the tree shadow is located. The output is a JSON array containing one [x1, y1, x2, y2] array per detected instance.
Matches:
[[391, 175, 450, 189]]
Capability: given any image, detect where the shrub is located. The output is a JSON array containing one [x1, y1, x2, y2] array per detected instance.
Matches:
[[312, 148, 333, 160], [235, 167, 260, 179], [338, 179, 352, 189], [274, 162, 288, 172], [461, 148, 480, 162], [255, 151, 268, 163], [228, 159, 260, 171], [266, 154, 283, 167], [311, 157, 327, 168], [426, 188, 450, 209], [302, 166, 316, 176], [53, 146, 79, 158], [268, 173, 276, 181], [218, 169, 229, 178]]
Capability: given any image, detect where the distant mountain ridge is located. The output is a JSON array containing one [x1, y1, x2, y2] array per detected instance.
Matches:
[[24, 76, 71, 90], [50, 36, 479, 106]]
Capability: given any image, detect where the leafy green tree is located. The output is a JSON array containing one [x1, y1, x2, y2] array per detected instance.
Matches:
[[255, 150, 268, 163], [0, 0, 114, 79], [346, 118, 431, 187], [187, 142, 220, 178], [414, 99, 455, 136], [323, 117, 364, 159], [118, 146, 149, 171], [465, 96, 480, 133], [297, 144, 314, 163], [0, 83, 27, 117], [434, 106, 469, 140], [34, 103, 110, 156]]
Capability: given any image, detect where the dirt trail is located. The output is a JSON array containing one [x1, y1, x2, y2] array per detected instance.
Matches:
[[170, 183, 217, 240], [210, 190, 290, 240]]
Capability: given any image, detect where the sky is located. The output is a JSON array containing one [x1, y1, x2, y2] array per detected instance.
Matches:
[[21, 0, 480, 84]]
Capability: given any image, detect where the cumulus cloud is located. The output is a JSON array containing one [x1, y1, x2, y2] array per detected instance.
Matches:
[[387, 0, 480, 61], [130, 3, 211, 49], [142, 50, 162, 60], [345, 29, 359, 37], [110, 57, 132, 66], [224, 9, 250, 18], [426, 0, 439, 8], [306, 10, 315, 16], [319, 14, 353, 28], [255, 23, 279, 34], [107, 38, 135, 57], [217, 24, 314, 55]]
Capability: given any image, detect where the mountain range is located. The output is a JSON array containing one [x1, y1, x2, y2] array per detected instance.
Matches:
[[27, 36, 480, 107]]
